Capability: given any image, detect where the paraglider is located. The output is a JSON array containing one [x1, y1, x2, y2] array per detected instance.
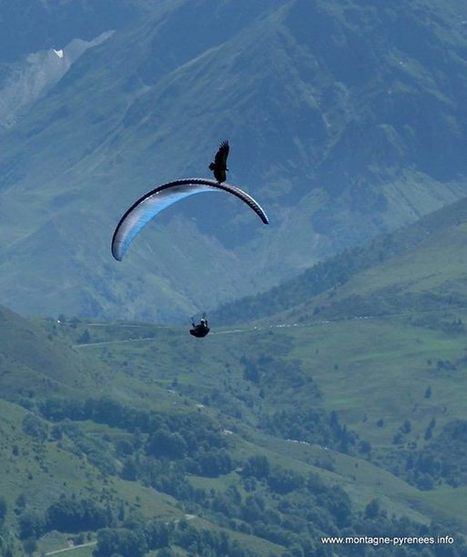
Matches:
[[209, 140, 229, 183], [111, 178, 269, 261], [190, 314, 210, 338], [111, 141, 269, 338]]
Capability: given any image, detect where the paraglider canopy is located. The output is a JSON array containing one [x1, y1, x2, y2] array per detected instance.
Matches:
[[111, 178, 269, 261]]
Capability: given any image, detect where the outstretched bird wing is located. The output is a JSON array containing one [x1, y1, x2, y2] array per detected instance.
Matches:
[[214, 140, 229, 168]]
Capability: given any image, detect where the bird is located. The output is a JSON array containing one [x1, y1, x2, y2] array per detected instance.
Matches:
[[209, 140, 229, 183]]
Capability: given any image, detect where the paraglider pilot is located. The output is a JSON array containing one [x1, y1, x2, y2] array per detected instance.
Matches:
[[190, 316, 210, 338]]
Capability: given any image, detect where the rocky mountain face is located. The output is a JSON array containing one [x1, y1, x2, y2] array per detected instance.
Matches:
[[0, 31, 112, 128]]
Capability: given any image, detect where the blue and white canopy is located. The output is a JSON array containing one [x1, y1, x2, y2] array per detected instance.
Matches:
[[111, 178, 269, 261]]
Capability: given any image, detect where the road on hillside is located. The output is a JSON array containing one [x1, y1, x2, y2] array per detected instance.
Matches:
[[71, 320, 356, 347], [72, 312, 433, 348], [73, 337, 156, 348], [45, 541, 97, 555]]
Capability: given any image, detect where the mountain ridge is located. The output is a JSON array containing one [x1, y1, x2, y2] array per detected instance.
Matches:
[[0, 0, 466, 320], [212, 193, 467, 324]]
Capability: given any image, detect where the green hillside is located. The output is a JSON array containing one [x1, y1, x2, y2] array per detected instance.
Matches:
[[0, 305, 100, 400], [0, 0, 466, 320], [213, 194, 467, 324], [3, 302, 467, 555], [2, 2, 467, 554], [51, 316, 467, 549]]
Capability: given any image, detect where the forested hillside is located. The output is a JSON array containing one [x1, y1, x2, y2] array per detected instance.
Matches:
[[1, 305, 467, 555]]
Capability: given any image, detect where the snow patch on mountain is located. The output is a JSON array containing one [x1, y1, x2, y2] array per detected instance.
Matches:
[[0, 31, 113, 128]]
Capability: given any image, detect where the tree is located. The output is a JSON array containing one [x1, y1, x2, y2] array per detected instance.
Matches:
[[19, 510, 46, 539], [267, 466, 304, 494], [417, 474, 434, 491], [23, 537, 37, 557], [145, 520, 170, 550], [242, 455, 270, 480], [77, 329, 91, 344], [147, 429, 187, 459], [424, 418, 436, 441], [364, 498, 380, 519], [197, 449, 233, 477], [22, 414, 48, 442], [94, 528, 148, 557], [0, 497, 7, 527], [46, 497, 108, 532], [359, 440, 372, 455], [401, 419, 412, 434], [157, 548, 177, 557], [69, 316, 81, 329]]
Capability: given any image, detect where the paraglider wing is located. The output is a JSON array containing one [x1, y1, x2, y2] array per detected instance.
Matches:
[[111, 178, 269, 261]]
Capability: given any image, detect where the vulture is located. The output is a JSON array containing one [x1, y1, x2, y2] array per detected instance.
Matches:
[[209, 140, 229, 183]]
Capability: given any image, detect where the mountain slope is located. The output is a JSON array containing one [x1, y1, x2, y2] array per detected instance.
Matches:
[[213, 194, 467, 324], [0, 304, 98, 399], [0, 0, 466, 320], [42, 314, 467, 540], [0, 32, 113, 129], [3, 310, 467, 556], [0, 0, 142, 63]]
